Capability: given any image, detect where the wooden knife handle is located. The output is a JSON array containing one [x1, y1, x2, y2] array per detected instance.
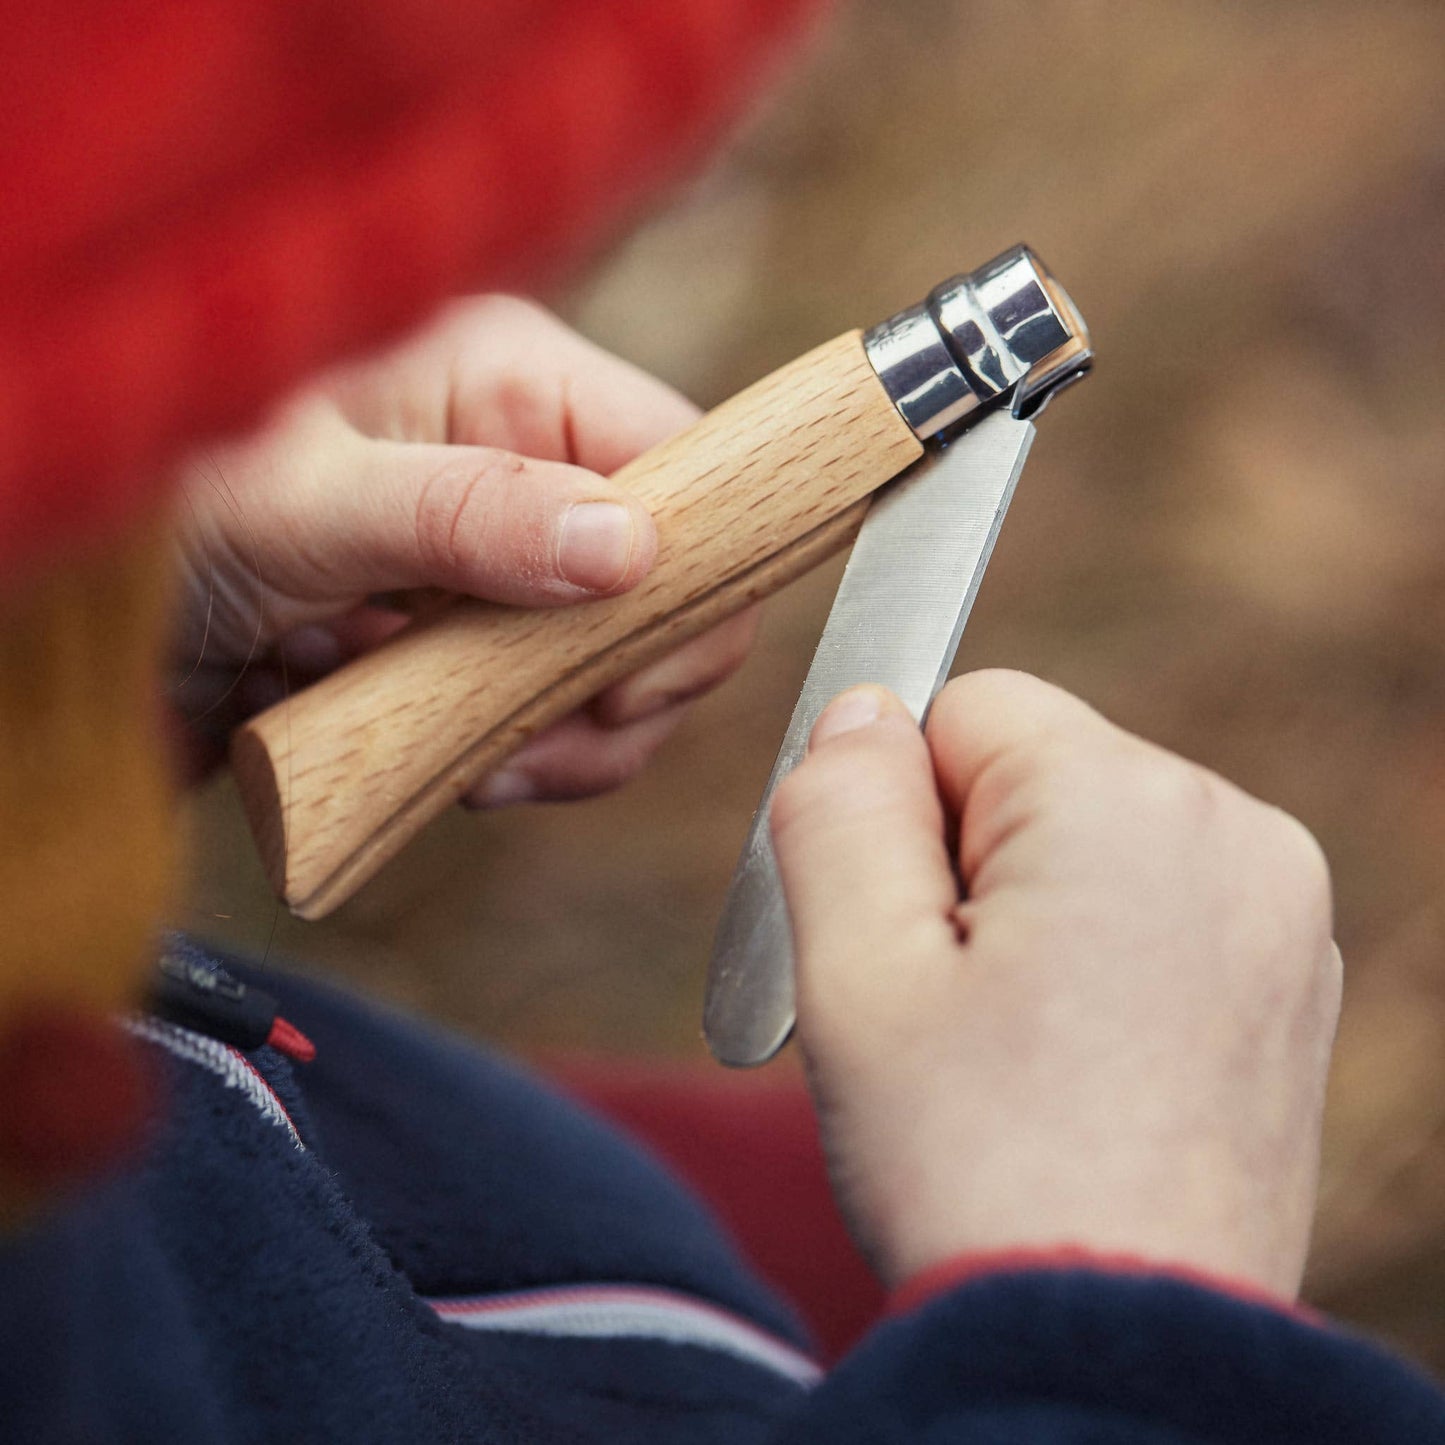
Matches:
[[231, 329, 923, 919]]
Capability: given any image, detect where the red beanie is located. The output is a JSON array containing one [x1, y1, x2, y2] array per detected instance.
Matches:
[[0, 0, 824, 582]]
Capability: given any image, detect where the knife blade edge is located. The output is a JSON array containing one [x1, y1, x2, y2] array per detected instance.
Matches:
[[703, 408, 1035, 1066]]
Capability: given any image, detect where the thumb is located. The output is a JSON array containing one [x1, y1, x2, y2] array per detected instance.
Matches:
[[770, 685, 960, 1050], [291, 431, 657, 608]]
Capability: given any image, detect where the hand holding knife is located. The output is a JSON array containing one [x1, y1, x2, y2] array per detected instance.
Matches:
[[231, 245, 1091, 1062]]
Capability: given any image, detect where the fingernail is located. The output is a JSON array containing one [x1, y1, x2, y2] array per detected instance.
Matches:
[[473, 769, 536, 809], [607, 688, 676, 726], [810, 686, 890, 748], [609, 669, 704, 726], [558, 502, 635, 592]]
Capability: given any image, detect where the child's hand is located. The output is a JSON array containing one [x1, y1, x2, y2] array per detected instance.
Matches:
[[771, 671, 1340, 1300], [171, 297, 757, 792]]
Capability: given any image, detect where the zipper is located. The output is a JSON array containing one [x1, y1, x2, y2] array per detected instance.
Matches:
[[145, 947, 315, 1064]]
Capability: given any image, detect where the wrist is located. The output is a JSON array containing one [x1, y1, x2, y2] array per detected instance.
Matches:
[[868, 1146, 1314, 1305]]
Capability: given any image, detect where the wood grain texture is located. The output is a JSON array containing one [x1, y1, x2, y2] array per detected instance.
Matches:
[[232, 329, 922, 918]]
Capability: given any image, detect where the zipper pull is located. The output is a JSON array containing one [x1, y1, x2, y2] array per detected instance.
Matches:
[[146, 949, 315, 1064]]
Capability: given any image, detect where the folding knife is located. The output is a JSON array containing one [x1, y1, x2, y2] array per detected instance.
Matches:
[[231, 247, 1092, 1050], [706, 247, 1091, 1065]]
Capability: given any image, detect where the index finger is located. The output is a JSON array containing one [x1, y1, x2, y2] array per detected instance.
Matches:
[[926, 670, 1120, 878], [329, 295, 700, 474]]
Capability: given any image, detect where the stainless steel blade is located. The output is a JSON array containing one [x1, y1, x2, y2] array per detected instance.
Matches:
[[703, 407, 1035, 1066]]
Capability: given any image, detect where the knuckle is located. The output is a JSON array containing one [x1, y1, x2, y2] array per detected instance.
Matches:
[[1106, 740, 1229, 830], [445, 292, 554, 335], [1275, 811, 1332, 898], [983, 730, 1112, 814], [771, 739, 911, 851], [769, 764, 820, 839], [940, 668, 1100, 731], [550, 714, 679, 801], [267, 389, 338, 441], [412, 457, 489, 578], [936, 667, 1041, 723], [715, 646, 750, 685], [1119, 753, 1333, 927], [1227, 800, 1336, 1003], [570, 763, 633, 801], [1264, 807, 1335, 933], [770, 756, 844, 842], [709, 616, 757, 680], [579, 740, 658, 799], [412, 452, 538, 583], [1020, 732, 1094, 786], [1321, 941, 1345, 1003], [965, 735, 1064, 826]]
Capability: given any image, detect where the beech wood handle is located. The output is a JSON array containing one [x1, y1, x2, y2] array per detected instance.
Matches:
[[232, 329, 923, 918]]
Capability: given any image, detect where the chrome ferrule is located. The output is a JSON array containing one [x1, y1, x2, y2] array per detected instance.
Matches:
[[863, 244, 1092, 439]]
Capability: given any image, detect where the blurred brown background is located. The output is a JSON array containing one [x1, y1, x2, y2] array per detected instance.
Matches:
[[183, 0, 1445, 1369]]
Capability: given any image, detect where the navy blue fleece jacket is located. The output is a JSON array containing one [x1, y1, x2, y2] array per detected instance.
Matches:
[[2, 935, 1442, 1442]]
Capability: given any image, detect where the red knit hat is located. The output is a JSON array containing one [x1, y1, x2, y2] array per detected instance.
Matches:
[[0, 0, 825, 1211], [0, 0, 823, 581]]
